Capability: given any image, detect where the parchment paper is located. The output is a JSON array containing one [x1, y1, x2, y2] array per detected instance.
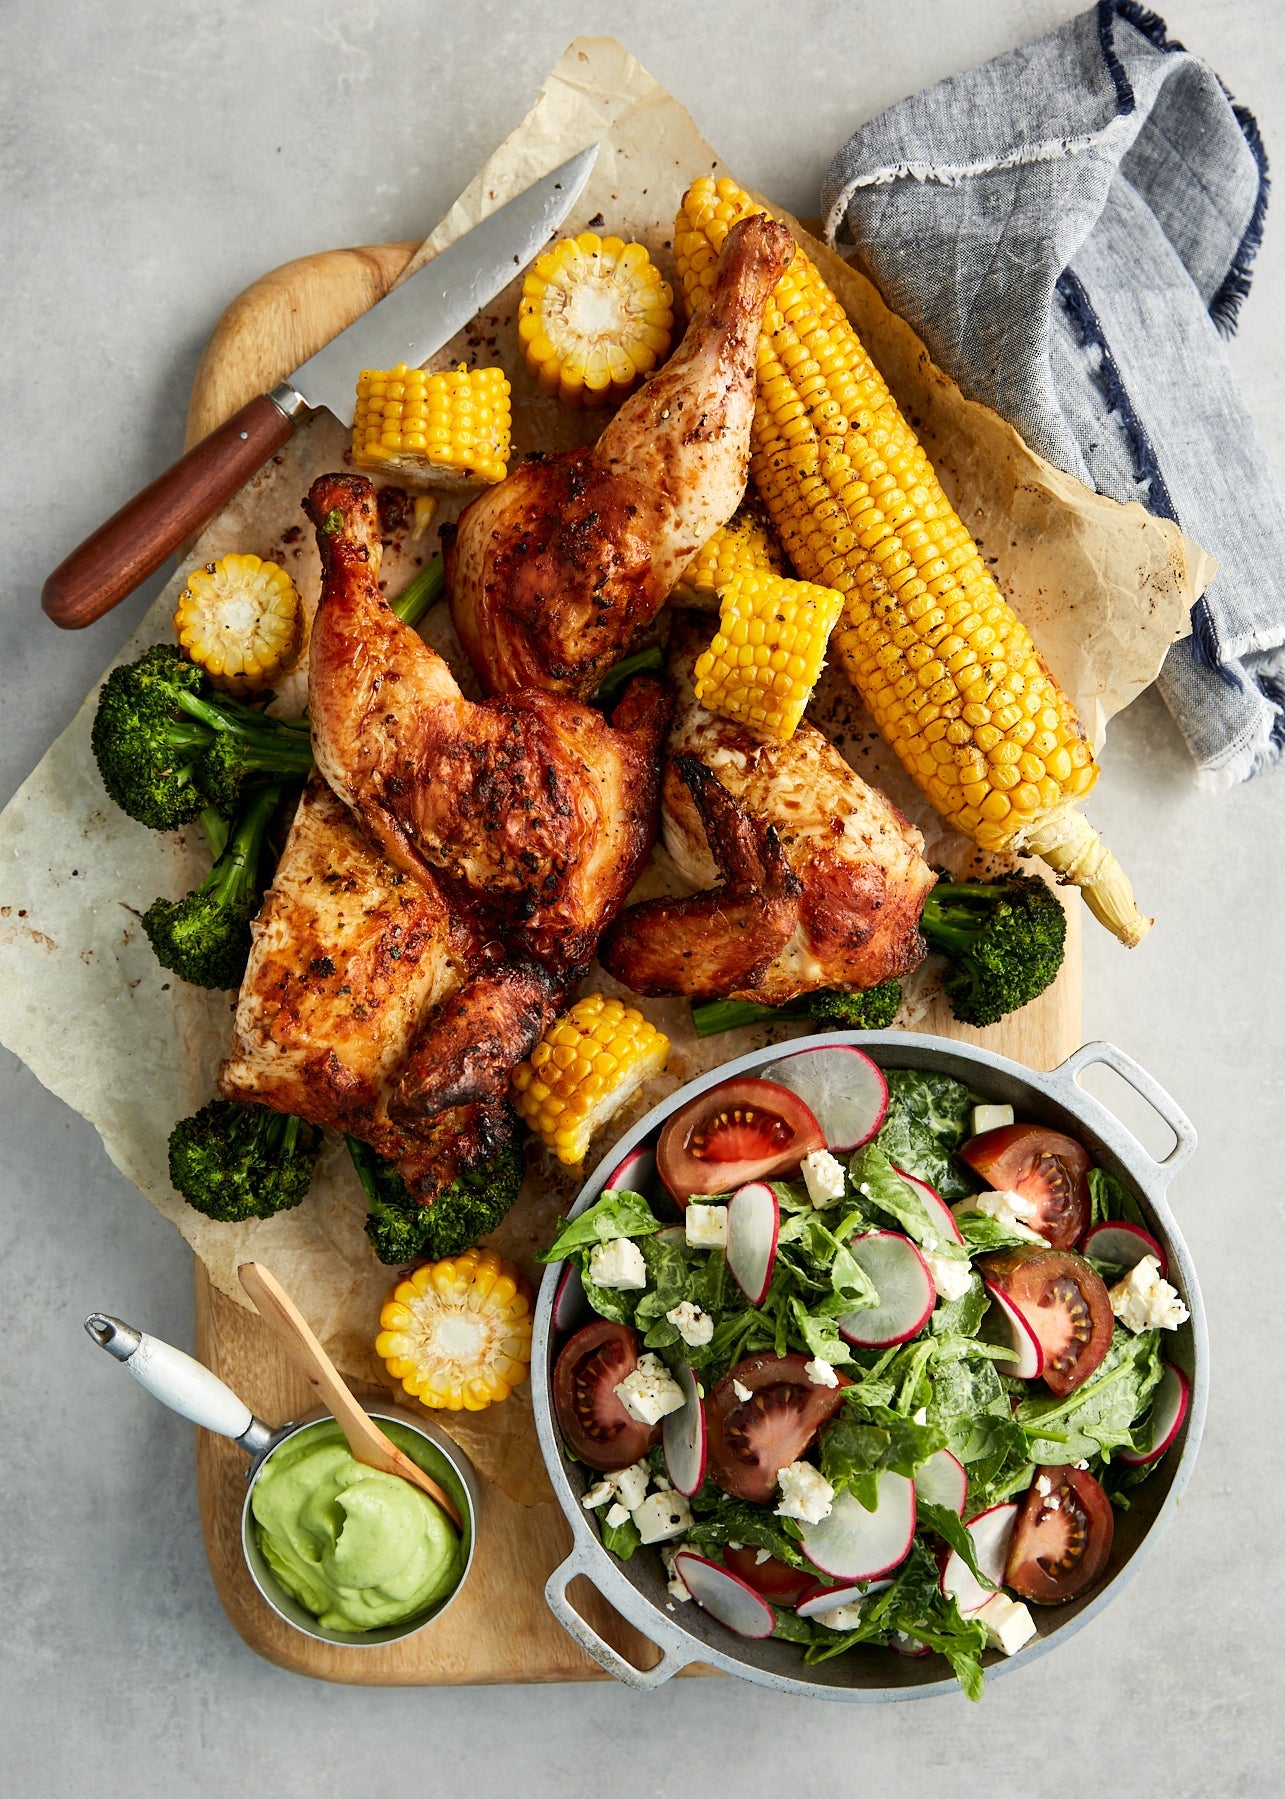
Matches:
[[0, 38, 1214, 1504]]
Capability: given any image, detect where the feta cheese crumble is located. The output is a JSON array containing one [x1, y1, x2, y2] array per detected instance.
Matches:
[[581, 1479, 614, 1510], [971, 1103, 1015, 1135], [775, 1461, 835, 1525], [614, 1352, 686, 1425], [801, 1148, 847, 1207], [818, 1601, 868, 1631], [604, 1502, 631, 1529], [805, 1357, 840, 1388], [666, 1300, 714, 1348], [922, 1247, 974, 1303], [685, 1203, 728, 1250], [976, 1592, 1037, 1656], [1109, 1256, 1189, 1332], [633, 1491, 693, 1544], [661, 1546, 691, 1601], [610, 1460, 651, 1513], [587, 1236, 648, 1290], [732, 1379, 754, 1404], [955, 1189, 1049, 1244]]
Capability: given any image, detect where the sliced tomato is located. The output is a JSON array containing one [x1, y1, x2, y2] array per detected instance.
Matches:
[[722, 1543, 820, 1607], [657, 1077, 825, 1203], [981, 1247, 1113, 1398], [552, 1320, 660, 1472], [1005, 1464, 1114, 1603], [960, 1123, 1091, 1249], [706, 1352, 849, 1503]]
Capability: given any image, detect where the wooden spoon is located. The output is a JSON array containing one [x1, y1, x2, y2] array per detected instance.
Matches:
[[237, 1261, 463, 1531]]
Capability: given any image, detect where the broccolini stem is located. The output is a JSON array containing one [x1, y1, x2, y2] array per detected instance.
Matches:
[[344, 1134, 380, 1205], [203, 783, 283, 909], [390, 554, 445, 630], [691, 997, 805, 1038], [596, 643, 665, 705], [199, 805, 231, 860], [920, 883, 1007, 957]]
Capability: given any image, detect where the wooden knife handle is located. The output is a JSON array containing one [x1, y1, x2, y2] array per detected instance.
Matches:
[[41, 391, 297, 629]]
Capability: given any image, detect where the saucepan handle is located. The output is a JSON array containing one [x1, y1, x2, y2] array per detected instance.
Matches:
[[545, 1544, 698, 1690], [85, 1313, 273, 1453], [1053, 1041, 1197, 1185]]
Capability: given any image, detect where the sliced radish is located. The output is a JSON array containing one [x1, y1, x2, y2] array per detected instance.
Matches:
[[982, 1281, 1044, 1379], [653, 1225, 688, 1248], [1118, 1363, 1190, 1465], [604, 1143, 657, 1200], [837, 1232, 935, 1347], [757, 1044, 888, 1154], [662, 1362, 708, 1496], [552, 1260, 588, 1334], [940, 1501, 1018, 1615], [726, 1180, 780, 1305], [799, 1475, 916, 1580], [672, 1552, 776, 1640], [795, 1577, 891, 1620], [891, 1165, 965, 1247], [1081, 1220, 1167, 1277], [915, 1448, 968, 1516]]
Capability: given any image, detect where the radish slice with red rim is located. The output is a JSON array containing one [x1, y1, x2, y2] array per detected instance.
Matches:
[[726, 1180, 780, 1305], [838, 1232, 935, 1347], [891, 1165, 964, 1247], [1080, 1220, 1167, 1277], [982, 1281, 1044, 1379], [940, 1501, 1018, 1614], [756, 1044, 888, 1154], [799, 1474, 916, 1580], [552, 1260, 588, 1334], [671, 1552, 776, 1640], [914, 1448, 968, 1516], [1118, 1362, 1190, 1465], [795, 1577, 891, 1620], [662, 1362, 707, 1497], [604, 1143, 657, 1201]]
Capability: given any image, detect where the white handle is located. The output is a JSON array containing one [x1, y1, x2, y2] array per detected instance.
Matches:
[[126, 1333, 255, 1439], [544, 1546, 697, 1690]]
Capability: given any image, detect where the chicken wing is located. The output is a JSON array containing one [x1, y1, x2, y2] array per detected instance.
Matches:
[[446, 213, 796, 697], [601, 614, 936, 1004], [305, 473, 670, 976]]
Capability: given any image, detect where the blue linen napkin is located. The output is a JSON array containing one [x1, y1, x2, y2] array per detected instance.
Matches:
[[822, 1, 1282, 786]]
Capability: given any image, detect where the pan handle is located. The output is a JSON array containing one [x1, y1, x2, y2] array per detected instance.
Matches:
[[1053, 1041, 1196, 1184], [545, 1544, 698, 1690], [85, 1314, 273, 1454]]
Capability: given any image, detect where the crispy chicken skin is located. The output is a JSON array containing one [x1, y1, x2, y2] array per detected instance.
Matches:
[[388, 963, 563, 1123], [305, 474, 670, 976], [602, 614, 936, 1004], [218, 780, 513, 1201], [446, 214, 796, 697]]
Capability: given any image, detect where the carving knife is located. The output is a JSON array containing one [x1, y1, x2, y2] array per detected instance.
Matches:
[[42, 143, 598, 628]]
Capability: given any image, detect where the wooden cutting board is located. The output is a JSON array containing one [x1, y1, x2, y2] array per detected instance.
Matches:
[[188, 240, 1081, 1685]]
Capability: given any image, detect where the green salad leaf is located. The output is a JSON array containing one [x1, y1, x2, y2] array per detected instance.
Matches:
[[685, 1489, 813, 1572], [600, 1511, 642, 1560], [537, 1188, 662, 1262], [821, 1399, 944, 1510], [873, 1069, 980, 1200], [953, 1210, 1043, 1255], [770, 1606, 823, 1645], [930, 1272, 989, 1338], [917, 1500, 994, 1591], [1014, 1327, 1164, 1464], [1088, 1165, 1148, 1231], [850, 1146, 968, 1259]]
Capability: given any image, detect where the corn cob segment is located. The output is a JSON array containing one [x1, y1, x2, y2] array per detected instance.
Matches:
[[518, 232, 674, 408], [672, 498, 786, 611], [693, 569, 844, 743], [512, 993, 670, 1165], [352, 363, 511, 487], [173, 553, 302, 694], [376, 1248, 532, 1412], [675, 175, 1150, 947]]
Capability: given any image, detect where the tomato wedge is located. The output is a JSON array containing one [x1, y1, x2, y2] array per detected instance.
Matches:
[[657, 1076, 825, 1202], [1005, 1464, 1114, 1603], [981, 1247, 1113, 1397], [553, 1320, 660, 1472], [722, 1544, 820, 1607], [960, 1123, 1091, 1249], [706, 1352, 849, 1503]]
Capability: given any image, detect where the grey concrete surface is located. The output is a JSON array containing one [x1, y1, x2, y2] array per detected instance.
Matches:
[[2, 2, 1281, 1794]]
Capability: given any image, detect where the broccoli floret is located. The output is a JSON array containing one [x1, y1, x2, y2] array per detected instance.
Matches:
[[168, 1100, 321, 1222], [691, 979, 903, 1039], [142, 782, 281, 989], [91, 644, 313, 830], [921, 873, 1066, 1027], [348, 1130, 525, 1265]]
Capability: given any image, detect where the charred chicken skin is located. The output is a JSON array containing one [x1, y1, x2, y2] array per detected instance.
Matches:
[[600, 614, 936, 1004], [305, 473, 670, 977], [446, 213, 796, 697]]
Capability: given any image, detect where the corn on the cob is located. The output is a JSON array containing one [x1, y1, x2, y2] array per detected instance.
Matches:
[[518, 233, 674, 408], [675, 175, 1150, 947], [512, 993, 669, 1165], [376, 1248, 532, 1412], [693, 569, 843, 743], [672, 499, 786, 611], [352, 363, 511, 487], [173, 553, 302, 694]]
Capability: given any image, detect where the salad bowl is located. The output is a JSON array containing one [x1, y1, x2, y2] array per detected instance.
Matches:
[[532, 1032, 1205, 1700]]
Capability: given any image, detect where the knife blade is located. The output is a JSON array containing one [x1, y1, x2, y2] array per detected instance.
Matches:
[[42, 144, 599, 629]]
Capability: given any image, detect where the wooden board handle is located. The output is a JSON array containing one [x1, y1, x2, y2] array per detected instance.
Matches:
[[41, 391, 296, 628]]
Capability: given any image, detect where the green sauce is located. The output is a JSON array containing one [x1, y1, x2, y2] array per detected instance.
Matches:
[[251, 1419, 465, 1632]]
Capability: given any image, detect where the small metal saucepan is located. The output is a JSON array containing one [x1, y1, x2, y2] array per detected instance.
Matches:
[[85, 1314, 479, 1646]]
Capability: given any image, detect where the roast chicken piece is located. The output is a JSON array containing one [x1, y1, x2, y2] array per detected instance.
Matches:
[[305, 473, 670, 977], [600, 614, 936, 1004], [219, 780, 515, 1202], [446, 213, 796, 697]]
